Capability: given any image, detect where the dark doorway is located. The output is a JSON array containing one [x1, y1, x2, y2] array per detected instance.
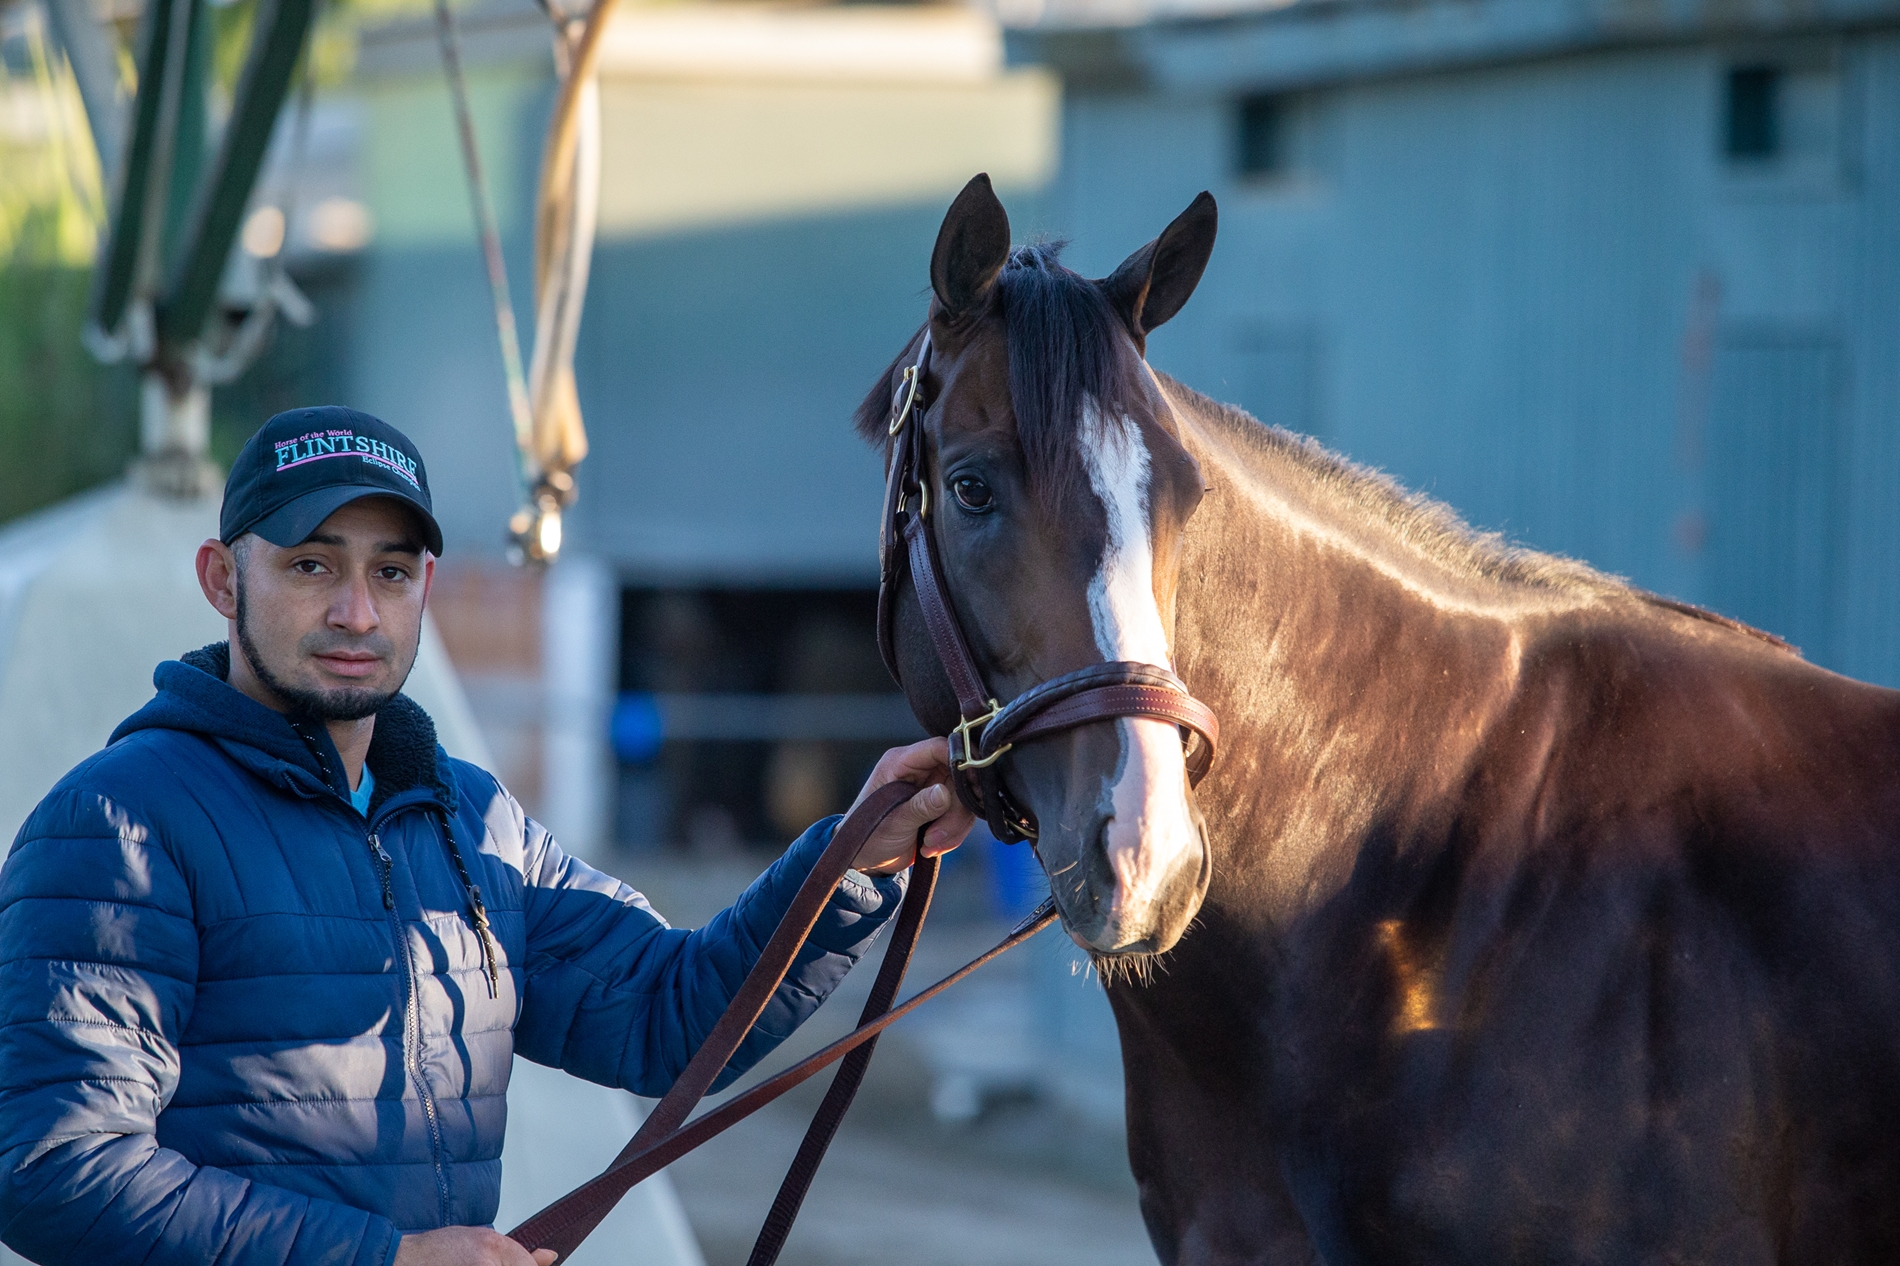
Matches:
[[613, 588, 922, 850], [1724, 64, 1782, 160]]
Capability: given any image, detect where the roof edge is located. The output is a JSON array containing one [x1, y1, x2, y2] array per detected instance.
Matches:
[[1006, 0, 1900, 93]]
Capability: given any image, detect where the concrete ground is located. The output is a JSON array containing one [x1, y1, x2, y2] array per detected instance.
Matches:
[[663, 1093, 1157, 1266], [623, 850, 1160, 1266]]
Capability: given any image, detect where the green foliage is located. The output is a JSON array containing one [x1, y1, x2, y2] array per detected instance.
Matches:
[[0, 10, 133, 526], [0, 209, 139, 527], [0, 9, 105, 265], [0, 0, 415, 527]]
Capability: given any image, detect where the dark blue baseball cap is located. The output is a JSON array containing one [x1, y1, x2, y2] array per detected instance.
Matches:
[[220, 406, 444, 556]]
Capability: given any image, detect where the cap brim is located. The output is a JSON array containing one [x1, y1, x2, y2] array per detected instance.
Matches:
[[240, 486, 445, 557]]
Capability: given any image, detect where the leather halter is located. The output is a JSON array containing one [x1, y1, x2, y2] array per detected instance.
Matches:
[[875, 330, 1220, 844]]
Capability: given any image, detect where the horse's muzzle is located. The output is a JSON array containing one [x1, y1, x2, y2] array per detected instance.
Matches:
[[1055, 795, 1210, 957]]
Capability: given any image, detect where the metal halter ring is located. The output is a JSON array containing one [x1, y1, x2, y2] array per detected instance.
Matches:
[[889, 365, 922, 435], [897, 477, 931, 519]]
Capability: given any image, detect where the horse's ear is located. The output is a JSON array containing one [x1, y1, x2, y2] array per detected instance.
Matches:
[[931, 174, 1011, 319], [1102, 191, 1218, 346]]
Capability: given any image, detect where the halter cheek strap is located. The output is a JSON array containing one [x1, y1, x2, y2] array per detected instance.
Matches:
[[875, 331, 929, 684], [876, 328, 1221, 844]]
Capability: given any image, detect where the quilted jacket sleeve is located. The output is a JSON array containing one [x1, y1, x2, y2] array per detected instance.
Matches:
[[512, 809, 907, 1097], [0, 775, 399, 1266]]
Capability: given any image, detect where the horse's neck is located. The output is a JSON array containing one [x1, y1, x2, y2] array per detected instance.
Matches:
[[1166, 399, 1589, 931]]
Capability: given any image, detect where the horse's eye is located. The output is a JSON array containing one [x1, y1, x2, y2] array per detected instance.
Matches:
[[951, 476, 994, 513]]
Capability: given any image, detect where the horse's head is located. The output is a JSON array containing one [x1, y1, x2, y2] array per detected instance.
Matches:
[[858, 175, 1218, 958]]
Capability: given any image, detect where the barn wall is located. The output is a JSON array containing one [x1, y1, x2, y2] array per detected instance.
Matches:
[[1839, 38, 1900, 687], [1048, 32, 1900, 683]]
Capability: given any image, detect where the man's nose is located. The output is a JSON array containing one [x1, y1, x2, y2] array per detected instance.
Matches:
[[329, 573, 380, 633]]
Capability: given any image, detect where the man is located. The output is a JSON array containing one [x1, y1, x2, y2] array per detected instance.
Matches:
[[0, 406, 971, 1266]]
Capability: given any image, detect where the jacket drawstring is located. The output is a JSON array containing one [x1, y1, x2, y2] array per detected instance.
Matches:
[[439, 813, 502, 999], [284, 713, 499, 1000]]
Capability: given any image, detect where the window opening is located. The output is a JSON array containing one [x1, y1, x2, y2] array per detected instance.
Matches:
[[1725, 65, 1781, 159], [1236, 93, 1287, 178]]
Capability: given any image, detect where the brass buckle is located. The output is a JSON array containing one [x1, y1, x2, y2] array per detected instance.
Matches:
[[952, 700, 1011, 771]]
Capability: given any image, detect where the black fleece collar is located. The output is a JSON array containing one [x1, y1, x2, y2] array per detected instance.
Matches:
[[113, 642, 453, 814]]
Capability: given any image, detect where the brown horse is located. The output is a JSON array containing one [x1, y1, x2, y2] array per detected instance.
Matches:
[[858, 174, 1900, 1264]]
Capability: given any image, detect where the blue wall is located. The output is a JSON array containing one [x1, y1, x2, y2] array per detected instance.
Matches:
[[1045, 35, 1900, 684]]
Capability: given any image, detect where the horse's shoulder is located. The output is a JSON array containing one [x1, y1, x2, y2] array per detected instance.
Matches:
[[1484, 604, 1900, 861]]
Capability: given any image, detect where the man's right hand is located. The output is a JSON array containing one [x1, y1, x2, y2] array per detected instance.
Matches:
[[845, 737, 978, 875], [393, 1226, 557, 1266]]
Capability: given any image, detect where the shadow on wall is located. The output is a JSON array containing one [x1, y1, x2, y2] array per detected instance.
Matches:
[[352, 192, 1057, 572]]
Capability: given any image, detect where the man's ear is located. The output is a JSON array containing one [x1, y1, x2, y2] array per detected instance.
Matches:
[[1101, 191, 1218, 350], [197, 539, 240, 621], [930, 173, 1011, 319]]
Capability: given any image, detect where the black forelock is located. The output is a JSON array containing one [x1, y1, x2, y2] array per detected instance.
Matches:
[[998, 241, 1140, 508], [856, 243, 1143, 508]]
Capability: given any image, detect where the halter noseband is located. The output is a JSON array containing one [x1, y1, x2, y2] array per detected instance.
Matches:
[[874, 330, 1221, 845]]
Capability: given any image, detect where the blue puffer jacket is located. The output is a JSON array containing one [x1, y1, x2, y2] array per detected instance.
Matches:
[[0, 644, 902, 1266]]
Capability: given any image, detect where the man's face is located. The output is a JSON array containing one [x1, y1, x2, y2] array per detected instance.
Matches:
[[219, 498, 434, 719]]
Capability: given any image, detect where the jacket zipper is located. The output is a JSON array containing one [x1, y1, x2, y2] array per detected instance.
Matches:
[[366, 833, 394, 909], [369, 827, 454, 1226]]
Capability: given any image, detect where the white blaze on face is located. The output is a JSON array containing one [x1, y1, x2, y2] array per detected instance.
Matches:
[[1080, 402, 1199, 929]]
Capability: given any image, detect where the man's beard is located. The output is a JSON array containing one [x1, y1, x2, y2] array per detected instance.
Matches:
[[236, 584, 403, 722]]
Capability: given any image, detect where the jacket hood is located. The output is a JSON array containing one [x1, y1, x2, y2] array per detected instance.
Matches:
[[111, 642, 451, 811]]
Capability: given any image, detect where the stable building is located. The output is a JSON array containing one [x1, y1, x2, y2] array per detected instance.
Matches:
[[1009, 0, 1900, 686]]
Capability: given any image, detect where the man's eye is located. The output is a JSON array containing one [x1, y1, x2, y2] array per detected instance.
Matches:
[[951, 476, 994, 513], [293, 560, 324, 575], [379, 567, 409, 582]]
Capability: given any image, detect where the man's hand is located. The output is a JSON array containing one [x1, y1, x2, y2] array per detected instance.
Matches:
[[846, 737, 978, 876], [393, 1226, 557, 1266]]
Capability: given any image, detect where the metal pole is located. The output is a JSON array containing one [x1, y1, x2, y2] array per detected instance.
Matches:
[[73, 0, 317, 496], [86, 0, 181, 351], [433, 0, 536, 493], [159, 0, 318, 346], [131, 0, 216, 495]]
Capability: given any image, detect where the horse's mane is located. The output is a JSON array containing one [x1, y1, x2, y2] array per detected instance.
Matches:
[[1169, 378, 1613, 594], [1159, 375, 1796, 650], [854, 242, 1143, 509]]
